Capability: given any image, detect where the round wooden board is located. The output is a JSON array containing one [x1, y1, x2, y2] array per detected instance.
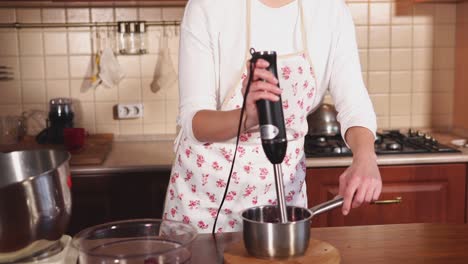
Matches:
[[224, 239, 340, 264]]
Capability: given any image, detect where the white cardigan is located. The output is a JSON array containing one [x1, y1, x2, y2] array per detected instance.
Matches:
[[177, 0, 377, 144]]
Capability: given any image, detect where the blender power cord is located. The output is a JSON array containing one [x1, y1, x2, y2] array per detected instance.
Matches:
[[211, 49, 257, 234]]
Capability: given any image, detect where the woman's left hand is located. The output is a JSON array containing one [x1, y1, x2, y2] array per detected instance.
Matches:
[[338, 153, 382, 216]]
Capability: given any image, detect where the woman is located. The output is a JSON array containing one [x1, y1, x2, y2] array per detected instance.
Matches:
[[163, 0, 382, 233]]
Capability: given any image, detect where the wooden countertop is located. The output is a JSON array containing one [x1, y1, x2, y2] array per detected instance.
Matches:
[[191, 223, 468, 264]]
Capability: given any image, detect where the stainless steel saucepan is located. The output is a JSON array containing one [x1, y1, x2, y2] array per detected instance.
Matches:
[[241, 196, 344, 258], [0, 149, 71, 263]]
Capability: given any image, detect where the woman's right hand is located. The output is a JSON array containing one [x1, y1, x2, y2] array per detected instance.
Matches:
[[241, 58, 282, 131]]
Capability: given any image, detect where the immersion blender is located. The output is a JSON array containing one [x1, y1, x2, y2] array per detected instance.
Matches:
[[251, 50, 288, 223]]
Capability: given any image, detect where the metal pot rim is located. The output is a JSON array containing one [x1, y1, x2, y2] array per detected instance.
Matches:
[[0, 149, 71, 190], [240, 205, 313, 225]]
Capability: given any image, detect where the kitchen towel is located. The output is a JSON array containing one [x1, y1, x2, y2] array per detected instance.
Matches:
[[151, 26, 178, 93], [99, 46, 125, 89]]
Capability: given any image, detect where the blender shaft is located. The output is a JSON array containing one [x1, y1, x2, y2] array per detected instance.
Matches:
[[273, 163, 288, 223]]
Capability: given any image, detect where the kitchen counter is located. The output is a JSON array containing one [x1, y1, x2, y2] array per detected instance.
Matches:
[[71, 132, 468, 175], [191, 223, 468, 263]]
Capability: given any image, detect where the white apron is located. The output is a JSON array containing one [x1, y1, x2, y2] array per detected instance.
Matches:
[[163, 0, 319, 233]]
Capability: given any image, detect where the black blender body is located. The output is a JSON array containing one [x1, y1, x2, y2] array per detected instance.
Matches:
[[251, 51, 287, 164], [36, 98, 74, 144]]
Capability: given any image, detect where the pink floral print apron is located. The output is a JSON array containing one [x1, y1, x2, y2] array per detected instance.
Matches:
[[163, 0, 319, 233]]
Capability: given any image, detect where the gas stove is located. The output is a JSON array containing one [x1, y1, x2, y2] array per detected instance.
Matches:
[[304, 129, 460, 158]]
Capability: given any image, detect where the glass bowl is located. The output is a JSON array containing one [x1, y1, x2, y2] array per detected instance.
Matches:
[[71, 219, 197, 264]]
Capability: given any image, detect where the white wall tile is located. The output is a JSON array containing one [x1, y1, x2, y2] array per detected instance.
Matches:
[[413, 25, 433, 47], [161, 7, 184, 21], [45, 56, 69, 79], [0, 9, 16, 23], [435, 4, 456, 24], [20, 57, 44, 80], [390, 115, 411, 128], [413, 48, 433, 70], [74, 101, 95, 124], [22, 80, 46, 103], [67, 8, 90, 23], [391, 49, 412, 71], [139, 7, 162, 20], [118, 78, 141, 102], [118, 56, 141, 78], [17, 8, 41, 23], [391, 25, 412, 48], [95, 102, 118, 124], [369, 26, 390, 48], [69, 32, 92, 54], [368, 71, 390, 94], [143, 101, 165, 123], [370, 2, 391, 25], [0, 31, 18, 56], [390, 94, 411, 115], [116, 8, 138, 21], [71, 79, 94, 102], [0, 80, 20, 104], [433, 70, 454, 92], [44, 32, 68, 55], [369, 49, 390, 71], [165, 99, 178, 123], [434, 48, 455, 69], [19, 31, 43, 56], [141, 78, 165, 101], [42, 8, 66, 23], [434, 25, 456, 48], [95, 85, 118, 101], [69, 56, 93, 78], [411, 92, 432, 115], [91, 8, 114, 23], [140, 54, 158, 77], [412, 71, 432, 92], [46, 80, 70, 100], [355, 26, 368, 49], [390, 71, 412, 93]]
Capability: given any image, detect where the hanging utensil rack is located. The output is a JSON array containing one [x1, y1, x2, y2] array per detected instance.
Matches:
[[0, 20, 180, 29]]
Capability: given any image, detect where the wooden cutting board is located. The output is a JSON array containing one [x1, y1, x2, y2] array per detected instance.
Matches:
[[224, 239, 340, 264], [0, 134, 113, 166]]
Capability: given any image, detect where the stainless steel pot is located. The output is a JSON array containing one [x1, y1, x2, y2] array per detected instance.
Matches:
[[241, 196, 343, 258], [0, 149, 71, 263], [307, 103, 340, 136]]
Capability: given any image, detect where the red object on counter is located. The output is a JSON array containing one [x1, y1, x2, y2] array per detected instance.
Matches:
[[63, 128, 85, 152]]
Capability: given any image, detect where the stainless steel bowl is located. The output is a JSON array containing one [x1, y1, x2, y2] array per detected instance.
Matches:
[[307, 103, 340, 136], [0, 149, 71, 263], [241, 197, 343, 258]]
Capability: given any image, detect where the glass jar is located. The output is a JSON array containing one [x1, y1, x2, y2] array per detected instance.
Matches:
[[118, 22, 127, 54], [126, 22, 139, 54], [137, 21, 147, 54]]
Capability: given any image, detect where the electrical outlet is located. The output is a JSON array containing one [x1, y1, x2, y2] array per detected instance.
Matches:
[[117, 103, 143, 119]]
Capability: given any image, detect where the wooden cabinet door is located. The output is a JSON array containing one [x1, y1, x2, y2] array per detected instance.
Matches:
[[306, 164, 466, 227]]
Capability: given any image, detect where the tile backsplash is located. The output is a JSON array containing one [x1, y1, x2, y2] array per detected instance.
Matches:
[[0, 0, 457, 136]]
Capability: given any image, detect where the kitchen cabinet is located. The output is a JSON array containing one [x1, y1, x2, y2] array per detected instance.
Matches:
[[67, 170, 170, 235], [306, 163, 467, 227]]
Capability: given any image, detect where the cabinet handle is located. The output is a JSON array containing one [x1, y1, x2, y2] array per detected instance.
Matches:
[[371, 196, 403, 205]]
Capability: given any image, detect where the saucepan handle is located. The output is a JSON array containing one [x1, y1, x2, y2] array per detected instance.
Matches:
[[309, 196, 344, 216]]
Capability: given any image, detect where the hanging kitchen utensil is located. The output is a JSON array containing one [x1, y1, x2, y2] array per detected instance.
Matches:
[[150, 25, 177, 93]]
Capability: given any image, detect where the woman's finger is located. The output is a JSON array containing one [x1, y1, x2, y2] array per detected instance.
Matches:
[[246, 90, 280, 103], [342, 179, 359, 215], [250, 81, 282, 95], [352, 180, 368, 209], [252, 68, 278, 84]]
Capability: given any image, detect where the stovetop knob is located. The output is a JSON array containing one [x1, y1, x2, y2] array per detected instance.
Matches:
[[424, 134, 432, 141], [417, 131, 425, 137]]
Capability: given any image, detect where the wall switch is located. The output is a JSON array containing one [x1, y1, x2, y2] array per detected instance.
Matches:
[[117, 103, 143, 119]]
